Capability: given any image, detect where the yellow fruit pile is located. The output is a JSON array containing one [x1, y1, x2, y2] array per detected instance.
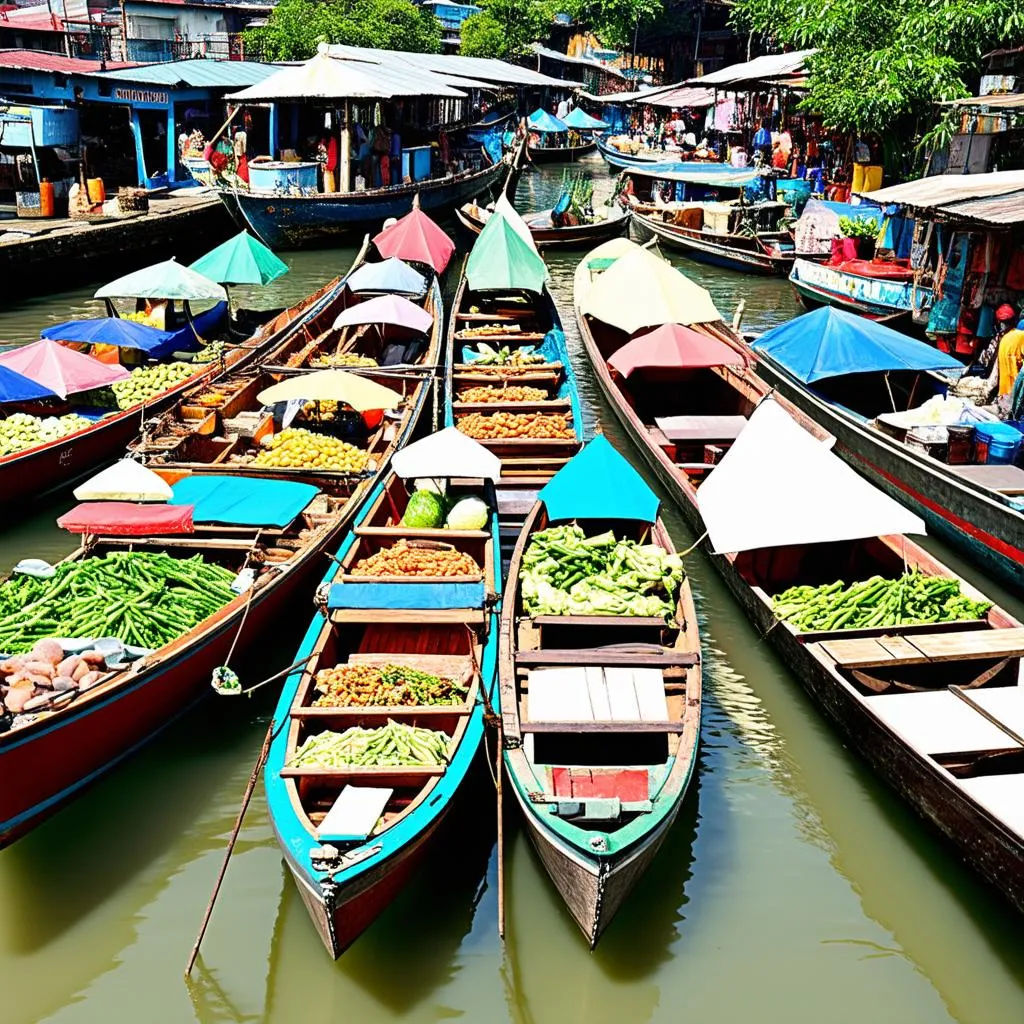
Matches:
[[311, 353, 378, 368], [253, 427, 369, 473]]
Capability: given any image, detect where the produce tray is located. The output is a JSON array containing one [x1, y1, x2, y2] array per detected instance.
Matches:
[[292, 703, 471, 718], [280, 765, 446, 779], [452, 399, 570, 414]]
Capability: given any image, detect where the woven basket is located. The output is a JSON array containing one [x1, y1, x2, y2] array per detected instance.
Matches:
[[117, 187, 149, 213]]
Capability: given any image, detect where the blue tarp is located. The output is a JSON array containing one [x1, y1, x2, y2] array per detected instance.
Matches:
[[539, 435, 658, 522], [528, 108, 567, 133], [0, 364, 58, 403], [562, 107, 609, 131], [751, 306, 965, 384], [169, 474, 319, 527], [41, 317, 176, 353], [327, 581, 486, 610]]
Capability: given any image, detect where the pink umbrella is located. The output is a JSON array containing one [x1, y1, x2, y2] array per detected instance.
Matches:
[[608, 323, 749, 377], [0, 338, 130, 399], [332, 294, 433, 334], [372, 206, 455, 274]]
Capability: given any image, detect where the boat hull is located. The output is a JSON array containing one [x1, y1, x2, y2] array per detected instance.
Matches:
[[595, 136, 662, 170], [229, 161, 507, 249], [455, 205, 631, 248], [633, 211, 792, 276], [789, 257, 925, 324], [528, 141, 596, 163], [753, 356, 1024, 591]]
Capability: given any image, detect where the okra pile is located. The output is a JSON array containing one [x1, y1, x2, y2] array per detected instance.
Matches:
[[0, 552, 238, 653], [772, 572, 992, 633], [287, 720, 451, 768]]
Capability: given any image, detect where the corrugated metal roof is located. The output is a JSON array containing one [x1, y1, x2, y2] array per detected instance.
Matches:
[[862, 170, 1024, 227], [0, 49, 139, 73], [578, 85, 675, 104], [530, 44, 626, 80], [687, 49, 816, 88], [942, 92, 1024, 109], [639, 85, 716, 108], [96, 59, 278, 88]]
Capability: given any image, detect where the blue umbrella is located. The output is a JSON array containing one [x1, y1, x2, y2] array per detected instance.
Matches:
[[527, 108, 568, 133], [562, 107, 609, 131], [751, 306, 965, 384], [539, 435, 659, 522], [0, 363, 58, 403], [41, 317, 175, 353], [346, 257, 427, 296]]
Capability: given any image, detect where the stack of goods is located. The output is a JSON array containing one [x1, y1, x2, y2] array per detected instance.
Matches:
[[311, 353, 378, 368], [458, 385, 547, 403], [287, 720, 451, 768], [312, 663, 467, 707], [110, 363, 197, 409], [464, 342, 545, 367], [397, 489, 489, 532], [772, 573, 992, 631], [351, 539, 480, 578], [2, 640, 110, 714], [252, 427, 369, 472], [457, 411, 574, 440], [0, 413, 92, 457], [552, 171, 595, 228], [521, 525, 683, 618]]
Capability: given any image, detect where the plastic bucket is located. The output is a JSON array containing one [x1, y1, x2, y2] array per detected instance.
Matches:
[[87, 177, 106, 204]]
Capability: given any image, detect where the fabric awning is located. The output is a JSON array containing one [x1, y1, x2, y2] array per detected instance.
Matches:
[[73, 459, 173, 502], [41, 317, 176, 353], [346, 258, 427, 296], [696, 398, 926, 554], [332, 293, 432, 333], [539, 435, 658, 522], [57, 502, 194, 535], [623, 162, 760, 188], [609, 323, 748, 377], [751, 306, 965, 383], [466, 207, 548, 293], [189, 230, 289, 287], [0, 363, 57, 403], [687, 49, 816, 88], [169, 475, 319, 527], [528, 108, 568, 133], [372, 207, 455, 274], [256, 369, 402, 411], [562, 107, 609, 130], [391, 426, 501, 482], [0, 338, 129, 398], [95, 259, 227, 302], [638, 86, 716, 108]]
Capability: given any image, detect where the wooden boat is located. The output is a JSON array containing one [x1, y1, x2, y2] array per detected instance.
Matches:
[[749, 344, 1024, 593], [596, 134, 667, 170], [263, 467, 502, 957], [573, 241, 1024, 918], [0, 276, 344, 512], [455, 201, 631, 248], [444, 275, 584, 492], [789, 256, 930, 325], [0, 470, 374, 848], [499, 481, 701, 946], [230, 141, 525, 250], [632, 206, 795, 276], [528, 138, 597, 163]]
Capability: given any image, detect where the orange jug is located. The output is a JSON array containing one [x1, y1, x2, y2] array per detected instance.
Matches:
[[39, 178, 55, 217]]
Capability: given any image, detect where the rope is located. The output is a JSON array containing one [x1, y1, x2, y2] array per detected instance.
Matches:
[[678, 529, 708, 558]]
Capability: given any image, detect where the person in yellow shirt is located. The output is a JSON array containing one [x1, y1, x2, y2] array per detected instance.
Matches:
[[997, 317, 1024, 397]]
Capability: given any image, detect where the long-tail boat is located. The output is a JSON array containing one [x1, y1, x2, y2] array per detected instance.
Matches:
[[444, 203, 584, 502], [572, 238, 1024, 918], [455, 200, 631, 249], [498, 437, 701, 945], [263, 431, 503, 957]]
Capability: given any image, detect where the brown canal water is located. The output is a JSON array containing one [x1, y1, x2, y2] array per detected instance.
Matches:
[[2, 157, 1024, 1024]]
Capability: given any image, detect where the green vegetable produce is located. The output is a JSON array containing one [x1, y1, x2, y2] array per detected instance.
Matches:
[[109, 362, 197, 410], [772, 572, 992, 632], [401, 489, 444, 529], [521, 524, 683, 619], [446, 497, 489, 531], [287, 719, 451, 768], [0, 413, 93, 458], [0, 551, 238, 653]]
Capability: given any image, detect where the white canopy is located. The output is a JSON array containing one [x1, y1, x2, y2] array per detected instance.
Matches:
[[391, 427, 501, 482], [73, 459, 172, 502], [696, 398, 926, 554]]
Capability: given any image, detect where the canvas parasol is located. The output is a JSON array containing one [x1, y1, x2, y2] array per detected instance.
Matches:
[[561, 107, 609, 131], [346, 257, 427, 296], [73, 459, 173, 502], [527, 108, 568, 133], [95, 259, 227, 302], [257, 369, 401, 411], [609, 323, 748, 377], [41, 317, 176, 353], [0, 363, 58, 403], [391, 427, 500, 481], [0, 339, 129, 398], [373, 206, 456, 274], [332, 294, 432, 333], [466, 208, 548, 293], [189, 230, 289, 287]]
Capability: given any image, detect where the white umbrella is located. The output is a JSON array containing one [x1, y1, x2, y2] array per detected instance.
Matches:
[[391, 427, 501, 482], [73, 459, 173, 502]]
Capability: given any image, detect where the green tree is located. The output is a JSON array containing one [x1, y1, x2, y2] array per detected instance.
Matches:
[[566, 0, 665, 50], [460, 0, 555, 59], [248, 0, 442, 61], [731, 0, 1024, 140]]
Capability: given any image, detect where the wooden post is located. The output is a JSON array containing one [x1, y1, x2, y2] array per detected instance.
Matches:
[[339, 99, 351, 194]]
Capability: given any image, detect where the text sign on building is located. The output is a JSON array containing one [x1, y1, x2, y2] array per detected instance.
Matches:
[[113, 88, 170, 105]]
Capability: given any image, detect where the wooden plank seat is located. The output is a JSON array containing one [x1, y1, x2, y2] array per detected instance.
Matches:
[[531, 615, 668, 629], [520, 721, 686, 733], [818, 628, 1024, 669], [316, 785, 393, 841], [280, 765, 446, 779], [949, 463, 1024, 495], [330, 607, 485, 625], [516, 648, 699, 668], [958, 774, 1024, 838], [866, 690, 1024, 754], [654, 415, 748, 442]]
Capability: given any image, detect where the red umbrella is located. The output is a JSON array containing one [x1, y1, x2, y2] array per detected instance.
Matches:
[[608, 323, 749, 377], [0, 338, 129, 399], [372, 206, 455, 275]]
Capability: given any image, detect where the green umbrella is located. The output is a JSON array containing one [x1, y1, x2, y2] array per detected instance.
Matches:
[[466, 209, 548, 293], [189, 230, 289, 287], [95, 258, 227, 301]]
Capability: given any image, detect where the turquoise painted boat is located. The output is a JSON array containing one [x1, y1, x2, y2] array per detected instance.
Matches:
[[497, 438, 703, 945], [263, 445, 503, 958]]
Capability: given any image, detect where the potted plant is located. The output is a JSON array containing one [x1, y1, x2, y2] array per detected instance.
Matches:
[[839, 214, 880, 260]]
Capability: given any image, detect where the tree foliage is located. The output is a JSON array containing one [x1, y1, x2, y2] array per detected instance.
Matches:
[[566, 0, 665, 50], [460, 0, 553, 59], [248, 0, 442, 61], [731, 0, 1024, 135]]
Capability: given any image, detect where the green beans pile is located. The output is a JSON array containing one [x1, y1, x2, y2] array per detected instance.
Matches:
[[288, 720, 451, 768], [0, 552, 238, 653], [772, 572, 992, 633]]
